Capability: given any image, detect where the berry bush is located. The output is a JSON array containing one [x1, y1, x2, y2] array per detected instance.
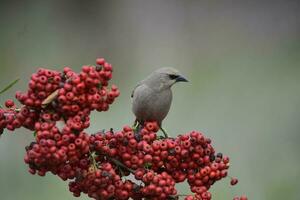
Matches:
[[0, 58, 247, 200]]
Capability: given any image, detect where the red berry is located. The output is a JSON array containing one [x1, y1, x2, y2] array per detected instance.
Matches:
[[230, 177, 239, 186], [240, 195, 248, 200], [5, 99, 14, 108], [96, 58, 105, 65]]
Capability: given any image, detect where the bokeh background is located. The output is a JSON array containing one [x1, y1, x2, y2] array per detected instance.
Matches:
[[0, 0, 300, 199]]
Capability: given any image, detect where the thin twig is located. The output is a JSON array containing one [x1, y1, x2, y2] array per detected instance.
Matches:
[[89, 151, 98, 170], [108, 157, 135, 174], [0, 79, 19, 95]]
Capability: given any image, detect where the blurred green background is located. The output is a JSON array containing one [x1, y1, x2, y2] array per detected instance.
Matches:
[[0, 0, 300, 199]]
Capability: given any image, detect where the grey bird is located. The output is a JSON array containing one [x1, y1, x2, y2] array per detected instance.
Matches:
[[131, 67, 188, 137]]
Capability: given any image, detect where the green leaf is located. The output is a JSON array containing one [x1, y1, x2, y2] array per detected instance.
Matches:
[[0, 79, 20, 95], [144, 162, 152, 169], [33, 131, 37, 137]]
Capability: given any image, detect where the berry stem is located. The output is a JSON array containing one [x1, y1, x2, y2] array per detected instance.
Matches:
[[108, 157, 135, 174], [89, 151, 98, 170]]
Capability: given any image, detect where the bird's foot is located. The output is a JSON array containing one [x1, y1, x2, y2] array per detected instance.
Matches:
[[160, 127, 169, 138], [132, 120, 139, 131], [132, 121, 143, 141]]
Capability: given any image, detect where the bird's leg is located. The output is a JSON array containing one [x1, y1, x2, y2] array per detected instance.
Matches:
[[132, 120, 143, 141], [132, 119, 139, 131], [132, 119, 143, 135], [160, 126, 169, 138]]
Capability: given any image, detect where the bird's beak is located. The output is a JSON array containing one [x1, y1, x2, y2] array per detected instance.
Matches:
[[175, 75, 188, 82]]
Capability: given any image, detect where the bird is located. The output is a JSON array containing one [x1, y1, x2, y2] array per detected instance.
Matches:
[[131, 67, 188, 137]]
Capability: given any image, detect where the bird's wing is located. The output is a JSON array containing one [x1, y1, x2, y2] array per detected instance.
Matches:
[[131, 81, 143, 98]]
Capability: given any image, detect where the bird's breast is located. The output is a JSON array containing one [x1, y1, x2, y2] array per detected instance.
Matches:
[[132, 85, 172, 123]]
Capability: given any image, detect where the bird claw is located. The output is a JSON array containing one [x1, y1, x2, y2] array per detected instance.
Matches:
[[132, 121, 169, 139], [132, 120, 139, 131], [160, 127, 169, 138]]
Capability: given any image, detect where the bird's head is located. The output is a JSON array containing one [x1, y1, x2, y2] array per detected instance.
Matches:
[[146, 67, 188, 90]]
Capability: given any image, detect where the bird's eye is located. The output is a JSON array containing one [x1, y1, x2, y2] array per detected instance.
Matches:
[[168, 74, 179, 80]]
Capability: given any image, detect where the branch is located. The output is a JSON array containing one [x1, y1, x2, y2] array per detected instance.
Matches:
[[0, 79, 19, 95]]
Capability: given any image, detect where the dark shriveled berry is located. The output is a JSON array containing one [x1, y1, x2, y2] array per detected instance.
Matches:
[[231, 177, 239, 186]]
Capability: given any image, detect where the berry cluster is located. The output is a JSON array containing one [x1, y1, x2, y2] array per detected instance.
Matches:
[[24, 121, 90, 178], [69, 162, 137, 200], [0, 105, 38, 132], [83, 122, 231, 200], [0, 58, 247, 200]]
